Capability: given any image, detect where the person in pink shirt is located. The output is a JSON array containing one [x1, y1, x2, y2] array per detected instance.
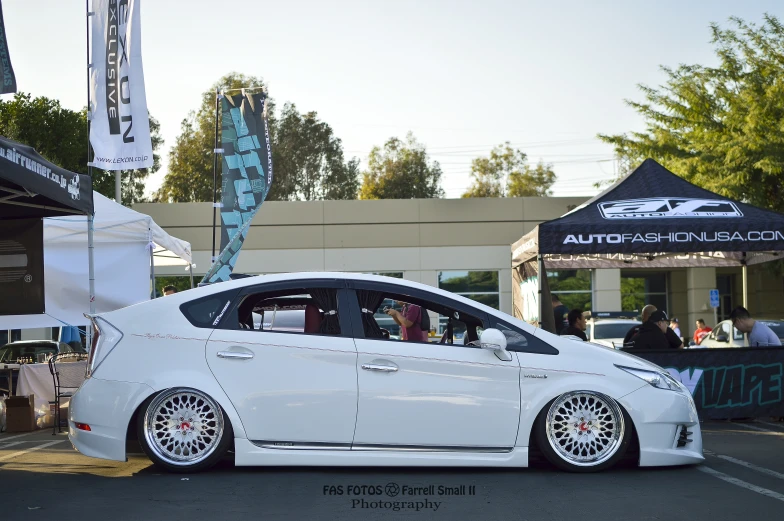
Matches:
[[386, 301, 429, 342]]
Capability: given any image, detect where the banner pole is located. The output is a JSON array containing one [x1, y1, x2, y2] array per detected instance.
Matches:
[[115, 171, 121, 202], [742, 255, 748, 309], [86, 0, 96, 349], [211, 89, 220, 265]]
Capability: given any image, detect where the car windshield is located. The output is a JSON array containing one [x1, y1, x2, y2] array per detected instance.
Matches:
[[0, 342, 58, 362], [759, 321, 784, 342], [592, 323, 638, 340]]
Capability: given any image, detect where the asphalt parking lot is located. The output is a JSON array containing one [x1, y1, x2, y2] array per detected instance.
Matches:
[[1, 421, 783, 521]]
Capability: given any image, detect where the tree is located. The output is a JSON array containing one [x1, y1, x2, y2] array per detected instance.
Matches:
[[271, 103, 359, 201], [599, 14, 784, 213], [360, 133, 444, 199], [156, 73, 269, 203], [462, 143, 556, 198], [0, 92, 162, 205], [157, 72, 359, 202]]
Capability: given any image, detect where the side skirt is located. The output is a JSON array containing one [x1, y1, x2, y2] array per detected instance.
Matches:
[[234, 439, 529, 467]]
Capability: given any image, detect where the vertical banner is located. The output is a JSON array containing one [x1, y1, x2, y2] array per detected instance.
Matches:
[[0, 219, 44, 315], [89, 0, 153, 170], [0, 0, 16, 94], [202, 91, 273, 284]]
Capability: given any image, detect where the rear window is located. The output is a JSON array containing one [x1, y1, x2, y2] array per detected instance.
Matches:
[[180, 290, 237, 329], [593, 322, 639, 340]]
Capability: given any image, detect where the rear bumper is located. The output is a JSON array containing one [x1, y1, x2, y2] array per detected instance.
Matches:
[[68, 377, 154, 462], [621, 385, 704, 467]]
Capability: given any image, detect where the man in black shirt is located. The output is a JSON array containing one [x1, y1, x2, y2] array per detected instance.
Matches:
[[561, 309, 587, 341], [627, 310, 672, 350], [552, 295, 569, 335], [623, 304, 683, 349]]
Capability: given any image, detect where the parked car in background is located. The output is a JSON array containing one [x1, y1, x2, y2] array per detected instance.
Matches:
[[0, 340, 85, 363], [584, 313, 641, 349], [698, 319, 784, 348]]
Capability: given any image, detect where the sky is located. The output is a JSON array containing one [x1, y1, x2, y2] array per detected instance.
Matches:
[[2, 0, 782, 199]]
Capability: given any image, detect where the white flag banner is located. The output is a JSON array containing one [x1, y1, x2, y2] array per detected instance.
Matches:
[[89, 0, 152, 171]]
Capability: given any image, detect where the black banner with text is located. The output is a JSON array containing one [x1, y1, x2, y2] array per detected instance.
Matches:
[[635, 348, 784, 419], [0, 219, 44, 315]]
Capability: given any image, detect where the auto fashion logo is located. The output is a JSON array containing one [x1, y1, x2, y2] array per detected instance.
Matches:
[[323, 482, 476, 512], [562, 231, 784, 246], [598, 198, 743, 219]]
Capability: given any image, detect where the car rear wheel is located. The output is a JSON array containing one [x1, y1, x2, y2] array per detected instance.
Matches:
[[534, 391, 631, 472], [137, 388, 231, 473]]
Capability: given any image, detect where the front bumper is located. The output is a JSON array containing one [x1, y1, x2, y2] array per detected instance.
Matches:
[[620, 384, 704, 467], [68, 377, 154, 462]]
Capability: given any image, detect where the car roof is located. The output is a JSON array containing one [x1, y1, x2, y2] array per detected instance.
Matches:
[[1, 340, 59, 347]]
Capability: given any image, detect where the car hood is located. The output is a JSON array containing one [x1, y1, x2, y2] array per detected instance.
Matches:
[[535, 329, 667, 374]]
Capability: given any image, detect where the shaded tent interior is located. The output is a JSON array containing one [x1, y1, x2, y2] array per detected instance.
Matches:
[[0, 136, 94, 318], [511, 159, 784, 334]]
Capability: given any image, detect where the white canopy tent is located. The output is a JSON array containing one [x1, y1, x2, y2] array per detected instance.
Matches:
[[0, 193, 192, 330]]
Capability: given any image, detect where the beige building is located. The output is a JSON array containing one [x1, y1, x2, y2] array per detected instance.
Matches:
[[135, 197, 784, 342]]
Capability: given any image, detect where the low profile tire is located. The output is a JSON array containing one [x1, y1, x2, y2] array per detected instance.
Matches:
[[137, 387, 232, 473], [534, 391, 632, 473]]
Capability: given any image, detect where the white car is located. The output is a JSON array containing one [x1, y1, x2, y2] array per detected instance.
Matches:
[[585, 319, 641, 349], [69, 273, 703, 473], [698, 319, 784, 348]]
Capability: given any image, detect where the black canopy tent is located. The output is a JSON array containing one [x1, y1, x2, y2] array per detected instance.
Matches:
[[512, 159, 784, 333], [0, 135, 94, 319]]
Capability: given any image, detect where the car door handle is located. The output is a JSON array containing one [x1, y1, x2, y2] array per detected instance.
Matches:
[[217, 351, 254, 360], [361, 363, 398, 372]]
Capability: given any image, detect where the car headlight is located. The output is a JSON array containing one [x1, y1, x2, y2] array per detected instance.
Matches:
[[616, 365, 685, 392]]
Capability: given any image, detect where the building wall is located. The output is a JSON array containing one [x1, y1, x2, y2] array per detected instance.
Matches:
[[135, 197, 589, 315], [134, 198, 784, 334]]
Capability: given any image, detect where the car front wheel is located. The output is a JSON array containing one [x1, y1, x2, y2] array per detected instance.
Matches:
[[137, 387, 232, 473], [534, 391, 632, 472]]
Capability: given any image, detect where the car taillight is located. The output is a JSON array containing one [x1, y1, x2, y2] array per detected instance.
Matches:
[[84, 315, 123, 377]]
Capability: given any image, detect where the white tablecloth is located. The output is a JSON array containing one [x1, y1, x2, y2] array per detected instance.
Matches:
[[16, 362, 87, 412]]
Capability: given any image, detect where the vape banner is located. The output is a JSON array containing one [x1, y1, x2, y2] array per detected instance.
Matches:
[[636, 347, 784, 420], [0, 0, 17, 94], [0, 219, 44, 315], [202, 91, 273, 284], [89, 0, 153, 170]]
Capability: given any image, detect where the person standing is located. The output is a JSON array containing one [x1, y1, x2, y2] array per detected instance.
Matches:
[[561, 309, 587, 341], [623, 304, 656, 345], [693, 319, 712, 345], [627, 310, 672, 350], [730, 306, 782, 346], [552, 295, 569, 335], [670, 318, 681, 338], [386, 301, 428, 343]]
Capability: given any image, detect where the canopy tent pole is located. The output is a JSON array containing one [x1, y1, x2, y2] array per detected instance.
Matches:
[[537, 254, 544, 328], [189, 263, 194, 289], [742, 255, 749, 309], [86, 2, 95, 349], [150, 240, 156, 299]]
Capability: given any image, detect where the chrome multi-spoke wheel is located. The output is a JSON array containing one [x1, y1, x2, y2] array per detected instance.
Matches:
[[141, 388, 226, 470], [539, 391, 628, 471]]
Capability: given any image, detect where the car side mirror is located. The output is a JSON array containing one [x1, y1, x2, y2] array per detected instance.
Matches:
[[716, 334, 729, 343], [479, 328, 511, 361]]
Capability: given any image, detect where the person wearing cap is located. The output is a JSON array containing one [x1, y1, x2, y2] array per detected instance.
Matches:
[[623, 304, 682, 349], [627, 310, 673, 350]]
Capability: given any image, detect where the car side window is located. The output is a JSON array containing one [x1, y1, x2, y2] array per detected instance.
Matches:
[[490, 319, 559, 355], [180, 290, 238, 329], [720, 322, 731, 336], [354, 288, 484, 346], [233, 287, 343, 336]]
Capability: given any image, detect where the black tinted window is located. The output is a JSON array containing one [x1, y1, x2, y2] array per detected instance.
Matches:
[[180, 292, 236, 329], [491, 319, 559, 355]]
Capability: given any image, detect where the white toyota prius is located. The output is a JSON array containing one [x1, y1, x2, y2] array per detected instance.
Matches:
[[69, 272, 703, 473]]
